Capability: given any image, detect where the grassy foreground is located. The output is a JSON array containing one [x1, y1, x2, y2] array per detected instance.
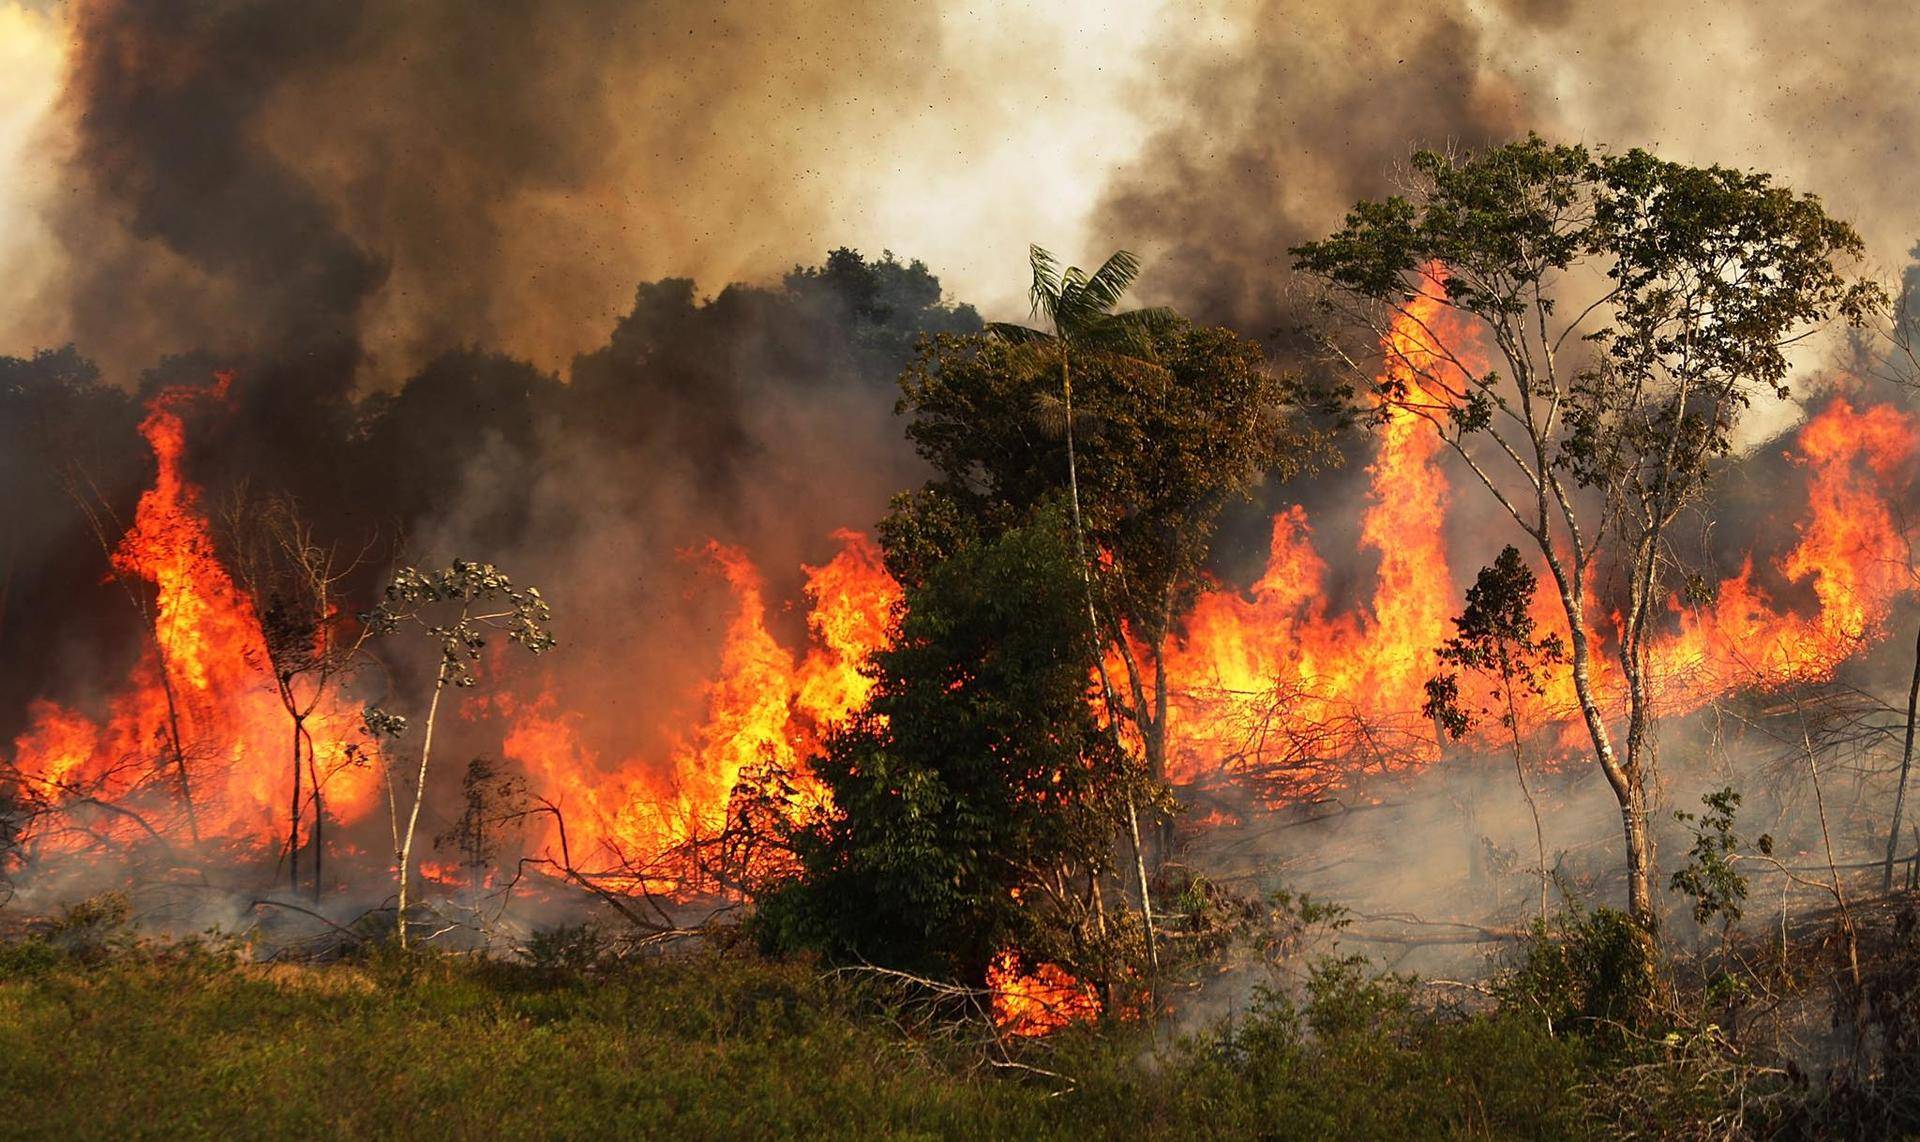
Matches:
[[0, 938, 1600, 1140]]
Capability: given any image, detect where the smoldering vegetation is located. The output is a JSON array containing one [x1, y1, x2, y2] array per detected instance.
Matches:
[[0, 248, 979, 919], [4, 1, 1920, 1130]]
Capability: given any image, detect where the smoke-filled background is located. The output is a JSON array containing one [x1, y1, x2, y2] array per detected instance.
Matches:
[[2, 0, 1918, 942], [5, 1, 1918, 373]]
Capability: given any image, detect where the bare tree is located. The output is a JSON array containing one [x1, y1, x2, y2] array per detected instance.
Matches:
[[224, 491, 378, 898], [1874, 275, 1920, 893]]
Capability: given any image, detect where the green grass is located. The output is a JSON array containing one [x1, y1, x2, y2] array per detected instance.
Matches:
[[0, 938, 1611, 1140], [0, 946, 1050, 1139]]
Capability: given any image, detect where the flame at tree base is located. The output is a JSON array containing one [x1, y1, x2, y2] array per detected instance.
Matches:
[[988, 950, 1103, 1037]]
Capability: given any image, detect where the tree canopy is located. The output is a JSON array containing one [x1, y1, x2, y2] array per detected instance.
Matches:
[[760, 512, 1132, 982], [1293, 135, 1882, 928]]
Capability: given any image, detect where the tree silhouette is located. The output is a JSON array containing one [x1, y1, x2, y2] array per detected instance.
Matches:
[[1423, 546, 1565, 923]]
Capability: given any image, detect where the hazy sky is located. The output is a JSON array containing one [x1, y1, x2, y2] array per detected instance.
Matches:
[[0, 0, 1913, 388]]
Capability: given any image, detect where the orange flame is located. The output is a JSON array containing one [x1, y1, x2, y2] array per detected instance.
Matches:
[[7, 310, 1916, 910], [1143, 288, 1474, 788], [6, 374, 379, 851], [987, 950, 1102, 1036], [502, 530, 900, 891], [1148, 291, 1918, 795]]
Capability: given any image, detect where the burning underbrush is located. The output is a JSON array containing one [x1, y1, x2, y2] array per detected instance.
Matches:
[[0, 244, 1914, 1060]]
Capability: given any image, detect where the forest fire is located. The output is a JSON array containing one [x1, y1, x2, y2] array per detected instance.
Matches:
[[1143, 301, 1919, 796], [6, 375, 380, 856], [499, 532, 900, 892], [10, 307, 1907, 1049], [4, 303, 1914, 900], [987, 950, 1104, 1037], [3, 376, 903, 894], [1142, 287, 1472, 788], [11, 0, 1920, 1125]]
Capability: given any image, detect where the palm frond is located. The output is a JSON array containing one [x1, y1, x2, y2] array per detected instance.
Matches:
[[1026, 245, 1063, 327], [985, 321, 1052, 346], [1081, 307, 1182, 361], [997, 338, 1065, 377], [1110, 305, 1180, 332], [1054, 268, 1104, 339], [1019, 244, 1160, 345], [1030, 389, 1070, 439], [1082, 250, 1143, 314]]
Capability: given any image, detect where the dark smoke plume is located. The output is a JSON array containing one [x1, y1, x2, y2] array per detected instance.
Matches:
[[42, 0, 949, 382], [1092, 0, 1919, 343]]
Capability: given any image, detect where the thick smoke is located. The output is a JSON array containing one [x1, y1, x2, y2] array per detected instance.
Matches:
[[28, 0, 954, 381], [1093, 1, 1918, 341], [1092, 3, 1529, 341]]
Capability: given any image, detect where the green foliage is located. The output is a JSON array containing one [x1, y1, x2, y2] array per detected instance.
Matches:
[[759, 512, 1132, 982], [0, 949, 1061, 1138], [1088, 963, 1587, 1138], [902, 318, 1318, 629], [363, 560, 555, 687], [521, 922, 612, 975], [1669, 787, 1765, 927], [1294, 133, 1881, 518], [1497, 907, 1660, 1040], [0, 936, 62, 978], [42, 891, 134, 964], [1296, 134, 1881, 931], [986, 245, 1178, 360], [1423, 544, 1565, 739], [0, 941, 1591, 1138], [13, 934, 1909, 1137], [784, 247, 982, 366], [360, 706, 409, 740]]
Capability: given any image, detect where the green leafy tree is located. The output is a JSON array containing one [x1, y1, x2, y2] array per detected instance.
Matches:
[[983, 247, 1174, 601], [1423, 545, 1565, 923], [1669, 787, 1766, 930], [363, 561, 554, 948], [761, 513, 1139, 984], [900, 255, 1323, 797], [1294, 136, 1881, 930]]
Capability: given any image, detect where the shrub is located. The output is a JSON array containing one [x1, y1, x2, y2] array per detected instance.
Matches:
[[1497, 907, 1659, 1042]]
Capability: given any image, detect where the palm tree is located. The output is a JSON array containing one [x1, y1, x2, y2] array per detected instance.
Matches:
[[987, 245, 1174, 970], [986, 246, 1173, 576]]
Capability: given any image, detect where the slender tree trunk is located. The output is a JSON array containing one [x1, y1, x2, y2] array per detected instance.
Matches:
[[396, 663, 448, 950], [1125, 795, 1158, 973], [1061, 351, 1091, 585], [1148, 633, 1176, 858], [307, 732, 324, 903], [1620, 780, 1655, 924], [156, 668, 201, 846], [288, 707, 303, 893], [1552, 569, 1655, 928], [1884, 623, 1920, 892], [1058, 347, 1161, 979], [1620, 671, 1660, 927], [1503, 673, 1549, 925]]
